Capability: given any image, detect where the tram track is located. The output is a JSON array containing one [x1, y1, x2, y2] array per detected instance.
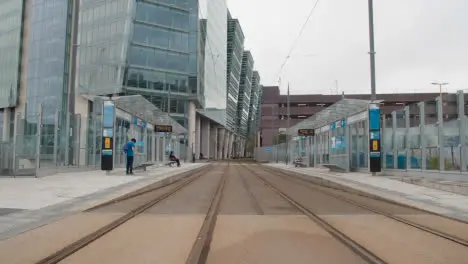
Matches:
[[34, 164, 216, 264], [236, 164, 265, 215], [185, 163, 228, 264], [4, 162, 468, 263], [259, 165, 468, 246], [243, 165, 387, 264], [200, 162, 370, 264], [85, 165, 210, 212]]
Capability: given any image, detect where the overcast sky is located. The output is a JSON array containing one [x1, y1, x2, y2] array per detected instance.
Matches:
[[227, 0, 468, 95]]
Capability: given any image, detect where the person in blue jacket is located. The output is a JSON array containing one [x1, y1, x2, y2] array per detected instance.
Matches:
[[125, 138, 136, 175]]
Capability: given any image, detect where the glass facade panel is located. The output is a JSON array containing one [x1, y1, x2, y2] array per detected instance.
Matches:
[[136, 2, 188, 30], [443, 119, 460, 171], [122, 0, 194, 128], [197, 0, 228, 126], [237, 51, 254, 135], [247, 71, 260, 135], [77, 0, 132, 95], [0, 0, 24, 108], [26, 0, 72, 126]]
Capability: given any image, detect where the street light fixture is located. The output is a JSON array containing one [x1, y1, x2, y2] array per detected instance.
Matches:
[[431, 82, 449, 119], [431, 82, 449, 99]]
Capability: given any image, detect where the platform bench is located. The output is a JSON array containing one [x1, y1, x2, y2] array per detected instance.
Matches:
[[322, 164, 346, 173], [165, 161, 179, 167], [134, 162, 154, 171], [294, 162, 307, 168]]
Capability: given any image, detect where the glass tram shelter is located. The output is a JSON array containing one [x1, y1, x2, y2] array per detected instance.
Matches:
[[88, 95, 187, 171], [257, 99, 382, 172]]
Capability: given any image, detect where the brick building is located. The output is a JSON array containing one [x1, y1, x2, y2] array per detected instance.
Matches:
[[260, 86, 458, 147]]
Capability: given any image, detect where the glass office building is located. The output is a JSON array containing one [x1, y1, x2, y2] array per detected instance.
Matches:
[[226, 12, 245, 132], [247, 71, 260, 135], [77, 0, 227, 128], [26, 0, 75, 125], [126, 0, 196, 127], [77, 0, 132, 96], [237, 51, 254, 136], [197, 0, 228, 126], [0, 0, 24, 109], [254, 85, 263, 133]]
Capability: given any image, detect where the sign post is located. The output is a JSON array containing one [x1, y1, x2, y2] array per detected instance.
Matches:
[[369, 103, 381, 173], [101, 100, 115, 171]]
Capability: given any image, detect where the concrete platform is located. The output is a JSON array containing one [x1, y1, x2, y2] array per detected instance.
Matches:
[[265, 163, 468, 222], [0, 163, 207, 240]]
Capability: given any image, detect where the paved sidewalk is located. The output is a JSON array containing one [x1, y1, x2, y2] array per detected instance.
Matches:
[[0, 163, 208, 240], [265, 163, 468, 222]]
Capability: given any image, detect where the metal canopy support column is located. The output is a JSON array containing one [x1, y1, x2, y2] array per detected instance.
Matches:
[[313, 135, 317, 167], [12, 112, 21, 177], [35, 104, 43, 177], [305, 136, 311, 167], [419, 102, 426, 171], [242, 138, 246, 158], [75, 115, 82, 167], [195, 114, 201, 159], [155, 134, 160, 164], [355, 126, 360, 168], [229, 133, 234, 158], [64, 112, 70, 166], [405, 106, 410, 170], [187, 101, 196, 160], [211, 127, 218, 160], [218, 128, 225, 160], [345, 123, 351, 172], [53, 109, 60, 166], [201, 118, 210, 158], [458, 91, 466, 172], [151, 132, 156, 163], [392, 111, 397, 169], [162, 135, 167, 164], [227, 133, 233, 158], [437, 97, 445, 171], [143, 128, 148, 163], [223, 131, 229, 159]]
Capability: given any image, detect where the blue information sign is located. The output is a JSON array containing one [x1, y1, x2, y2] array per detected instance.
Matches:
[[370, 131, 380, 140], [265, 147, 271, 153], [369, 107, 381, 131], [133, 117, 147, 128]]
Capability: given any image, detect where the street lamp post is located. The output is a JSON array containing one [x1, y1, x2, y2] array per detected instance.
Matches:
[[367, 0, 378, 176], [368, 0, 377, 101], [431, 82, 449, 118], [431, 82, 449, 101]]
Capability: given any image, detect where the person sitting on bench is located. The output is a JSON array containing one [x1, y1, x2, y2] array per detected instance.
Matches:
[[169, 151, 180, 167]]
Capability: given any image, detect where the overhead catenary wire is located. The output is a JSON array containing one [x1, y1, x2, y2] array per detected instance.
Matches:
[[274, 0, 321, 85]]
